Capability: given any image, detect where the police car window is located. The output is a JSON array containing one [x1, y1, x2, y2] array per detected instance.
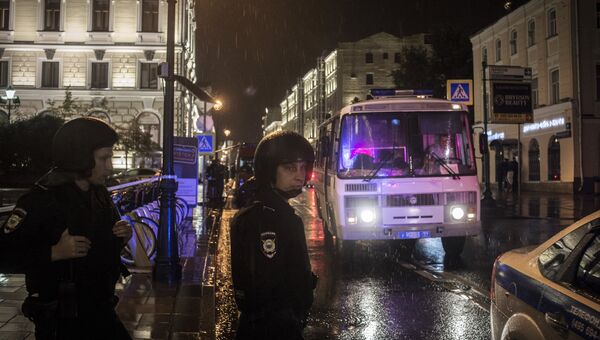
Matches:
[[575, 233, 600, 299], [538, 219, 596, 281]]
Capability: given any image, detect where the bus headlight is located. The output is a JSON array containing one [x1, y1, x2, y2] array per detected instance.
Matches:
[[359, 208, 376, 223], [450, 206, 465, 221]]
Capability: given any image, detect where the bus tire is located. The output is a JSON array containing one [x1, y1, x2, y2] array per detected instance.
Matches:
[[441, 236, 466, 258]]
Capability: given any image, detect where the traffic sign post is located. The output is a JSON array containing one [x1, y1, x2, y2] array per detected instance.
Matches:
[[196, 133, 215, 155], [447, 79, 473, 106]]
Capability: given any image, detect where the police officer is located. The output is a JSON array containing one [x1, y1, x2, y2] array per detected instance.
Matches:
[[230, 130, 317, 340], [0, 117, 133, 339]]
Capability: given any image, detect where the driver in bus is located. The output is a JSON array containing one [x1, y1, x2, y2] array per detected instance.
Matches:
[[423, 134, 456, 174]]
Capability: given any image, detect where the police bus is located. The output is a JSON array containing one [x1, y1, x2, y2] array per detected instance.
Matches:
[[313, 89, 481, 256]]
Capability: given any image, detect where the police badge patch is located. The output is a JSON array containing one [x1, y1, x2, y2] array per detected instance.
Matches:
[[3, 208, 27, 234], [260, 232, 277, 258]]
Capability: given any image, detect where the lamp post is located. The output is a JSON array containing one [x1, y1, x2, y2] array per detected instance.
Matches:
[[2, 86, 20, 123], [481, 61, 495, 205], [154, 0, 181, 283]]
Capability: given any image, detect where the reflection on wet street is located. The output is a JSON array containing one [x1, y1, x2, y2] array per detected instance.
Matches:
[[216, 189, 600, 339]]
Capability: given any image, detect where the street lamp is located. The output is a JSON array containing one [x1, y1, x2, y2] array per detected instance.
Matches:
[[2, 86, 20, 123]]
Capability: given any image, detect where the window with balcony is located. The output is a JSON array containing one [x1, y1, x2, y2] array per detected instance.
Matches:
[[527, 20, 536, 46], [0, 60, 8, 88], [0, 0, 9, 31], [91, 62, 109, 89], [92, 0, 110, 32], [141, 0, 159, 33], [550, 69, 559, 104], [547, 8, 557, 37], [495, 39, 502, 62], [44, 0, 61, 31], [510, 30, 517, 55], [41, 61, 59, 88], [140, 62, 158, 89], [365, 52, 373, 64]]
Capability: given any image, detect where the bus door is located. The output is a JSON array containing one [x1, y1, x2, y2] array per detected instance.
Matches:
[[324, 117, 339, 228]]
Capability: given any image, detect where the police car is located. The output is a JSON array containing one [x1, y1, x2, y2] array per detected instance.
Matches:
[[491, 210, 600, 340]]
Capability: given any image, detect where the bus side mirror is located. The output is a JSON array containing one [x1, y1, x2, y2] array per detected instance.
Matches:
[[479, 133, 488, 154], [320, 137, 330, 157]]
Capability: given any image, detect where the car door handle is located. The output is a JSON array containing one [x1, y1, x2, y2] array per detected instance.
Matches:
[[545, 312, 568, 335]]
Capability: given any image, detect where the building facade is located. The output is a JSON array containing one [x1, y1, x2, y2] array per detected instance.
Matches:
[[0, 0, 202, 169], [471, 0, 600, 193], [277, 32, 431, 143]]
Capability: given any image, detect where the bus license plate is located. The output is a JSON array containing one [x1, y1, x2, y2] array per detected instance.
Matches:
[[398, 231, 431, 239]]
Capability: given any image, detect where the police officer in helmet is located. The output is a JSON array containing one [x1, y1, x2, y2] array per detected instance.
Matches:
[[0, 117, 133, 339], [230, 130, 317, 340]]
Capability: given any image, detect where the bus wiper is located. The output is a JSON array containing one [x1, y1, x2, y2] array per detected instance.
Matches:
[[363, 149, 395, 182], [430, 152, 460, 179]]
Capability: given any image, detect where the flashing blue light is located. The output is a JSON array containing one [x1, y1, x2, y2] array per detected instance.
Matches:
[[413, 89, 434, 96], [391, 118, 401, 126], [369, 89, 397, 97], [368, 89, 434, 98]]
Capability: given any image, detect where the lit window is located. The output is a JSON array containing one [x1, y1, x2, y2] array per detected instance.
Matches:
[[510, 30, 517, 55], [550, 69, 559, 104], [0, 0, 9, 31], [548, 8, 557, 37], [42, 61, 59, 88], [140, 62, 158, 89], [44, 0, 61, 31], [527, 20, 536, 46], [91, 62, 109, 89], [141, 0, 159, 33], [92, 0, 110, 32]]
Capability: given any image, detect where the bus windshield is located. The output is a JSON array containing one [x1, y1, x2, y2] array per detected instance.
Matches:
[[338, 111, 476, 178]]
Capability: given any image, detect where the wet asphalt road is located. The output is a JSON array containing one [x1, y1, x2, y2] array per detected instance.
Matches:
[[216, 189, 592, 340]]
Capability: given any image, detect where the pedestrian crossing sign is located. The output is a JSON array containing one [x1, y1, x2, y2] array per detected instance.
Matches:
[[196, 133, 215, 154], [447, 79, 473, 106]]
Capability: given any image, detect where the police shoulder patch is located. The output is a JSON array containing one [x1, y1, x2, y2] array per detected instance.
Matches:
[[3, 208, 27, 234], [260, 231, 277, 259]]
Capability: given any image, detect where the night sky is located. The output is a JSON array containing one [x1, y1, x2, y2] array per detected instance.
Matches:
[[195, 0, 528, 143]]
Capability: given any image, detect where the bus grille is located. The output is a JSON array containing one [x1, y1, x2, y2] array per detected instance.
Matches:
[[345, 183, 378, 192], [445, 191, 477, 204], [384, 193, 441, 207]]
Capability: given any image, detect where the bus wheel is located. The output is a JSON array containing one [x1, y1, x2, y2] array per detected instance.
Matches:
[[441, 236, 466, 258]]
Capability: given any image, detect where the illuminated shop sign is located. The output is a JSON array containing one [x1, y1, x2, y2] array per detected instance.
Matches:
[[487, 131, 505, 141], [522, 117, 565, 133]]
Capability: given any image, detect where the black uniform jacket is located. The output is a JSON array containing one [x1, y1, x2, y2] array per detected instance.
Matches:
[[0, 182, 123, 305], [230, 189, 314, 315]]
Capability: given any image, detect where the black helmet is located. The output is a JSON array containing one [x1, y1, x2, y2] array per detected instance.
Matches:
[[52, 117, 118, 173], [254, 130, 314, 191]]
